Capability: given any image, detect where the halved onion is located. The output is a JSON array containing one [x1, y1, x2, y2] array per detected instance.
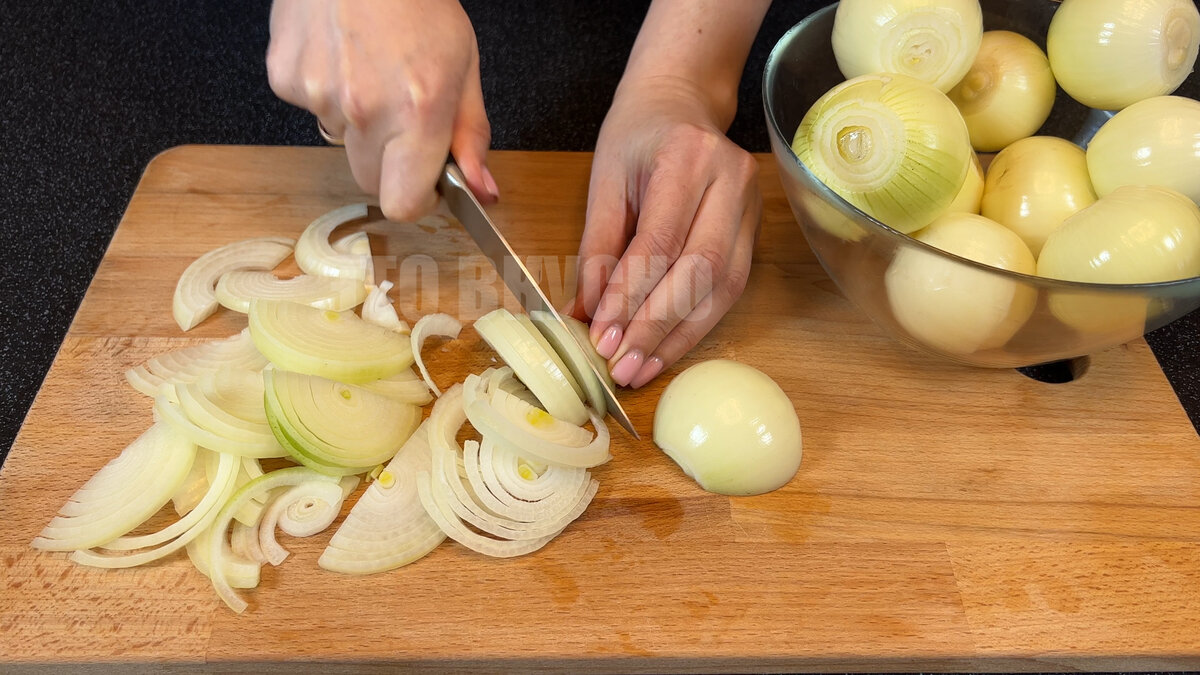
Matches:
[[361, 280, 411, 334], [205, 467, 342, 612], [173, 237, 294, 331], [215, 270, 367, 314], [473, 308, 587, 425], [32, 423, 197, 552], [125, 329, 267, 398], [410, 313, 462, 397], [462, 371, 610, 468], [294, 204, 373, 280], [249, 299, 413, 383], [528, 311, 611, 416], [263, 369, 421, 475]]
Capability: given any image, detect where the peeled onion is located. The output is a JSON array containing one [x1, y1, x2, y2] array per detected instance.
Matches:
[[653, 360, 802, 496], [1086, 95, 1200, 203], [886, 212, 1037, 356], [792, 73, 973, 234], [946, 152, 984, 215], [980, 136, 1097, 257], [831, 0, 983, 93], [1047, 0, 1200, 110], [947, 30, 1056, 152]]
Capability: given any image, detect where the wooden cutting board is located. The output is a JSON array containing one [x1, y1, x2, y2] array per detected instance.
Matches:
[[2, 146, 1199, 673]]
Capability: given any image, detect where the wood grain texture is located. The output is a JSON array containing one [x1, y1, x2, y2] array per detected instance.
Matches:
[[2, 146, 1199, 673]]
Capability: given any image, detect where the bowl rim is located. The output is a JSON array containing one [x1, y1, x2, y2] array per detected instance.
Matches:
[[762, 1, 1200, 294]]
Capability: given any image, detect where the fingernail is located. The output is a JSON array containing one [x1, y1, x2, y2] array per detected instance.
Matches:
[[481, 166, 500, 201], [559, 297, 575, 316], [610, 349, 644, 387], [630, 356, 664, 389], [595, 325, 622, 359]]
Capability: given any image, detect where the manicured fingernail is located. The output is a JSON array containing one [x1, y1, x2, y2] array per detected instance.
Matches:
[[559, 297, 575, 316], [481, 166, 500, 201], [610, 349, 644, 387], [595, 325, 622, 359], [630, 356, 664, 389]]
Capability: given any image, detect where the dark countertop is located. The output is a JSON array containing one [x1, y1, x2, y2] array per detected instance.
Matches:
[[1, 0, 1198, 465]]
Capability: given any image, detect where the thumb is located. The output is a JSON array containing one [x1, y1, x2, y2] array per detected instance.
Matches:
[[449, 49, 496, 205]]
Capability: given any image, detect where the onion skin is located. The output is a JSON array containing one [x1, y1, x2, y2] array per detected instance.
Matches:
[[792, 73, 972, 234], [947, 30, 1056, 152], [886, 212, 1036, 355], [1047, 0, 1200, 110], [832, 0, 983, 93], [653, 360, 802, 496], [1086, 95, 1200, 203], [980, 136, 1097, 258]]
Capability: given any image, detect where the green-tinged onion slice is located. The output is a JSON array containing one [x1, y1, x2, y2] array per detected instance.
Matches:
[[263, 369, 421, 474], [206, 467, 341, 612], [32, 423, 197, 552], [791, 73, 972, 234], [411, 313, 462, 397], [529, 311, 610, 417], [355, 367, 433, 406], [215, 270, 367, 314], [173, 236, 294, 331], [462, 371, 610, 468], [474, 308, 588, 425], [249, 299, 414, 383], [294, 204, 373, 280]]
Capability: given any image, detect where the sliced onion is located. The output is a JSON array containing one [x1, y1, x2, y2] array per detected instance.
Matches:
[[174, 370, 275, 443], [32, 423, 197, 552], [263, 369, 421, 474], [206, 467, 341, 613], [125, 329, 267, 398], [466, 436, 591, 522], [361, 280, 410, 334], [473, 308, 587, 425], [355, 368, 433, 406], [411, 313, 462, 397], [173, 237, 294, 331], [258, 479, 351, 566], [416, 472, 561, 558], [463, 373, 610, 468], [154, 394, 287, 459], [294, 204, 373, 281], [529, 311, 610, 417], [319, 421, 446, 575], [249, 299, 414, 383], [230, 519, 268, 565], [171, 447, 214, 515], [215, 270, 367, 314], [332, 231, 375, 284], [187, 523, 262, 589]]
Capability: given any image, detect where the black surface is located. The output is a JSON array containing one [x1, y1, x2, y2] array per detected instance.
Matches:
[[0, 0, 1197, 466]]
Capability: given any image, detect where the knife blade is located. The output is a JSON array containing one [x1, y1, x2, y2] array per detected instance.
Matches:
[[437, 161, 640, 439]]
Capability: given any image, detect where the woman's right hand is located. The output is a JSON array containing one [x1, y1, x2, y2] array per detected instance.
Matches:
[[267, 0, 496, 221]]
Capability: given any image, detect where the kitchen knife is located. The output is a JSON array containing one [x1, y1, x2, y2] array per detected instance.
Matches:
[[437, 161, 640, 439]]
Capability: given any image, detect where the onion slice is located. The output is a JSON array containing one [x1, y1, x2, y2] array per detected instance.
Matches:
[[361, 280, 410, 334], [125, 329, 267, 398], [319, 422, 446, 575], [529, 311, 611, 417], [355, 368, 433, 406], [411, 313, 462, 397], [173, 237, 294, 331], [154, 394, 287, 459], [206, 467, 341, 613], [332, 231, 375, 284], [32, 423, 197, 552], [248, 299, 414, 383], [216, 270, 367, 313], [294, 204, 373, 280], [187, 524, 262, 589], [258, 478, 353, 566], [474, 308, 587, 425]]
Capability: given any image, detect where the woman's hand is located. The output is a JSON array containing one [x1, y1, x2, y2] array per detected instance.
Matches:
[[266, 0, 496, 221], [574, 76, 761, 389]]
